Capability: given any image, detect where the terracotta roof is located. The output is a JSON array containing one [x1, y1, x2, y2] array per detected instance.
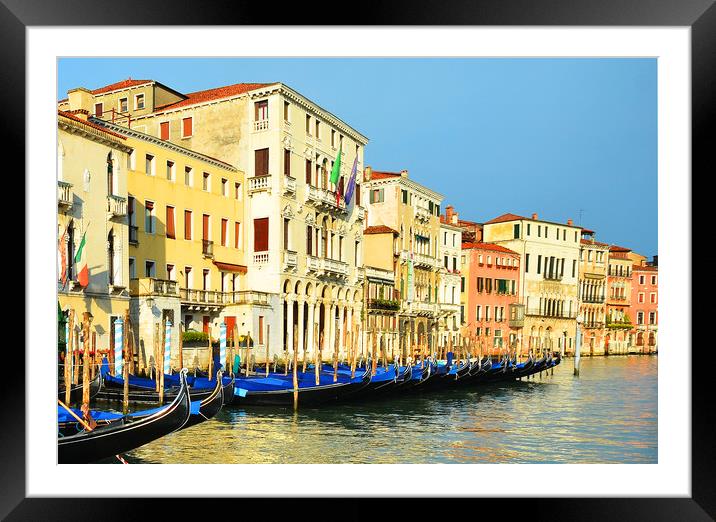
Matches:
[[633, 264, 658, 272], [58, 110, 127, 140], [483, 213, 529, 225], [370, 171, 402, 180], [364, 225, 399, 235], [609, 245, 632, 253], [461, 241, 519, 255], [155, 82, 275, 112], [91, 78, 153, 95]]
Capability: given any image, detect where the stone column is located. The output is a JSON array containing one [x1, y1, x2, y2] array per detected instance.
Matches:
[[286, 295, 294, 353]]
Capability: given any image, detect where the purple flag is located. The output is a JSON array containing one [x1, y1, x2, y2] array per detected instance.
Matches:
[[344, 157, 358, 205]]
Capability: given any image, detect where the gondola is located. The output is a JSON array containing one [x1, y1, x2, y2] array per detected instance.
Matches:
[[57, 369, 191, 464], [182, 370, 225, 429], [232, 367, 371, 407], [58, 368, 102, 403]]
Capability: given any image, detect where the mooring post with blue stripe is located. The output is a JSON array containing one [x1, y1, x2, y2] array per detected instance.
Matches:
[[114, 317, 124, 377], [219, 322, 227, 373], [164, 320, 172, 375]]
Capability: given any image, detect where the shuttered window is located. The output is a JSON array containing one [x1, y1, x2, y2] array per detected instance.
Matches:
[[254, 217, 269, 252], [255, 148, 269, 177], [166, 206, 175, 239], [305, 159, 312, 184], [355, 183, 361, 206], [284, 149, 291, 177], [184, 210, 192, 240], [306, 226, 313, 256], [202, 214, 210, 241], [182, 117, 193, 137], [221, 218, 228, 246], [234, 222, 241, 249], [160, 122, 169, 140], [338, 176, 345, 196]]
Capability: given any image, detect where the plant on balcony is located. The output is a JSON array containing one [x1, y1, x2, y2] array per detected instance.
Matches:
[[369, 298, 401, 311]]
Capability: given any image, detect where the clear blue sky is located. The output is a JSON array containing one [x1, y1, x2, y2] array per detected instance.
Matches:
[[58, 57, 657, 257]]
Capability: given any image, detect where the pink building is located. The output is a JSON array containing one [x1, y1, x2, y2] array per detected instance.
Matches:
[[461, 241, 522, 356], [631, 260, 658, 352]]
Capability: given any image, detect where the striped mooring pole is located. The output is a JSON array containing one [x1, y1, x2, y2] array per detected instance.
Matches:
[[114, 317, 124, 377], [219, 322, 227, 372], [164, 320, 172, 375]]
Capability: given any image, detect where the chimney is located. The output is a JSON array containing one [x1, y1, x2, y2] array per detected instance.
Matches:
[[452, 212, 459, 225], [445, 205, 454, 223], [67, 87, 94, 116], [400, 169, 408, 178], [531, 213, 538, 220], [567, 218, 573, 226], [364, 166, 372, 182]]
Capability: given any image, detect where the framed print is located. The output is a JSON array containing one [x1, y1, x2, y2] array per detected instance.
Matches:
[[5, 0, 712, 519]]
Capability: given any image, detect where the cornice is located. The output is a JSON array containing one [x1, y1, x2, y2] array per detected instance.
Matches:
[[58, 119, 133, 153]]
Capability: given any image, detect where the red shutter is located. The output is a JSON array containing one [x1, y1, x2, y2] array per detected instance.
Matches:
[[166, 206, 175, 239], [234, 222, 240, 249], [284, 149, 291, 176], [182, 117, 192, 137], [306, 226, 312, 256], [355, 183, 361, 206], [255, 148, 269, 176], [305, 160, 312, 184], [225, 316, 236, 340], [184, 210, 192, 239], [202, 214, 210, 241], [221, 218, 228, 246], [160, 122, 169, 140], [254, 217, 269, 252]]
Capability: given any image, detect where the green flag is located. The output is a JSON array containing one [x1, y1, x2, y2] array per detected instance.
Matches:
[[329, 151, 341, 185]]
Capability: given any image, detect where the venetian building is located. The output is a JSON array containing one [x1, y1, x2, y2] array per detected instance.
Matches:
[[631, 257, 658, 353], [362, 168, 444, 355], [578, 229, 609, 355], [482, 213, 581, 356], [62, 79, 369, 361], [606, 245, 634, 354], [437, 216, 463, 347], [57, 103, 132, 354]]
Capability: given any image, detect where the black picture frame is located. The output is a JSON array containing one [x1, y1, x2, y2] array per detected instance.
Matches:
[[4, 0, 707, 519]]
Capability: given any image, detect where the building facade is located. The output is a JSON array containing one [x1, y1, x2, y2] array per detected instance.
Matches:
[[482, 213, 581, 356], [437, 219, 463, 347], [631, 260, 658, 353], [57, 108, 133, 354], [606, 245, 633, 354], [578, 231, 609, 355], [62, 79, 369, 362], [363, 168, 444, 354]]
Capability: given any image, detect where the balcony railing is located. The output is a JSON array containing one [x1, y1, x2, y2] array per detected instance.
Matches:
[[544, 273, 563, 281], [248, 175, 271, 193], [306, 185, 347, 213], [179, 288, 271, 306], [367, 298, 401, 312], [365, 266, 394, 283], [609, 295, 628, 301], [355, 266, 365, 281], [413, 252, 436, 269], [583, 321, 605, 329], [306, 255, 321, 273], [581, 296, 605, 304], [438, 302, 461, 314], [58, 181, 72, 208], [283, 175, 296, 194], [129, 277, 179, 297], [107, 194, 127, 217], [410, 301, 437, 316], [283, 250, 297, 270], [253, 119, 269, 132], [321, 258, 349, 277], [129, 225, 139, 245], [202, 240, 214, 258], [253, 252, 269, 264]]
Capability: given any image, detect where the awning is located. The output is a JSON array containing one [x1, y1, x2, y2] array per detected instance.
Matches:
[[213, 261, 247, 273]]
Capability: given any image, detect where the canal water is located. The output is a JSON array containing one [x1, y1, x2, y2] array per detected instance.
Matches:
[[124, 355, 657, 464]]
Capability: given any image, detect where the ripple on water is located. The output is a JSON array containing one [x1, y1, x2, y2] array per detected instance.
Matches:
[[125, 356, 657, 464]]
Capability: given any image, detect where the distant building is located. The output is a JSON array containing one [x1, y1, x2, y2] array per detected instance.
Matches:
[[578, 230, 609, 355], [631, 259, 658, 353], [482, 212, 581, 356], [606, 245, 633, 354]]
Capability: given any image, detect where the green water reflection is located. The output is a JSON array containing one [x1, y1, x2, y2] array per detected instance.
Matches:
[[125, 355, 657, 464]]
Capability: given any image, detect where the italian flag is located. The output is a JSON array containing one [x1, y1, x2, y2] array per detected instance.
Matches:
[[329, 149, 341, 185], [74, 230, 89, 287]]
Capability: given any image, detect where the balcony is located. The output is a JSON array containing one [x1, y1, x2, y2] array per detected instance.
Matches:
[[367, 298, 401, 313], [525, 307, 578, 320], [544, 273, 563, 281], [58, 181, 72, 209], [354, 266, 365, 282], [253, 119, 269, 132], [130, 277, 179, 297], [107, 194, 127, 218], [129, 225, 139, 245], [179, 288, 271, 307], [365, 266, 394, 283], [306, 255, 321, 273], [253, 252, 269, 264], [248, 175, 271, 194], [306, 185, 347, 213], [438, 302, 461, 315], [410, 301, 437, 317], [583, 321, 605, 329], [202, 240, 214, 258], [283, 250, 297, 271], [320, 258, 349, 277], [413, 252, 436, 269], [283, 175, 296, 195], [609, 295, 628, 302], [227, 290, 271, 306], [582, 296, 605, 304]]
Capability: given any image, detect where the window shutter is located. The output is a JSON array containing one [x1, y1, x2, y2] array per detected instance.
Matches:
[[338, 176, 345, 195], [255, 148, 269, 176], [284, 149, 291, 176], [160, 122, 169, 140], [254, 217, 269, 252], [184, 210, 192, 239], [182, 117, 193, 137], [221, 218, 228, 246], [234, 222, 240, 249], [202, 214, 210, 241], [355, 183, 361, 205], [306, 226, 312, 255], [305, 160, 312, 184], [166, 206, 175, 239]]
